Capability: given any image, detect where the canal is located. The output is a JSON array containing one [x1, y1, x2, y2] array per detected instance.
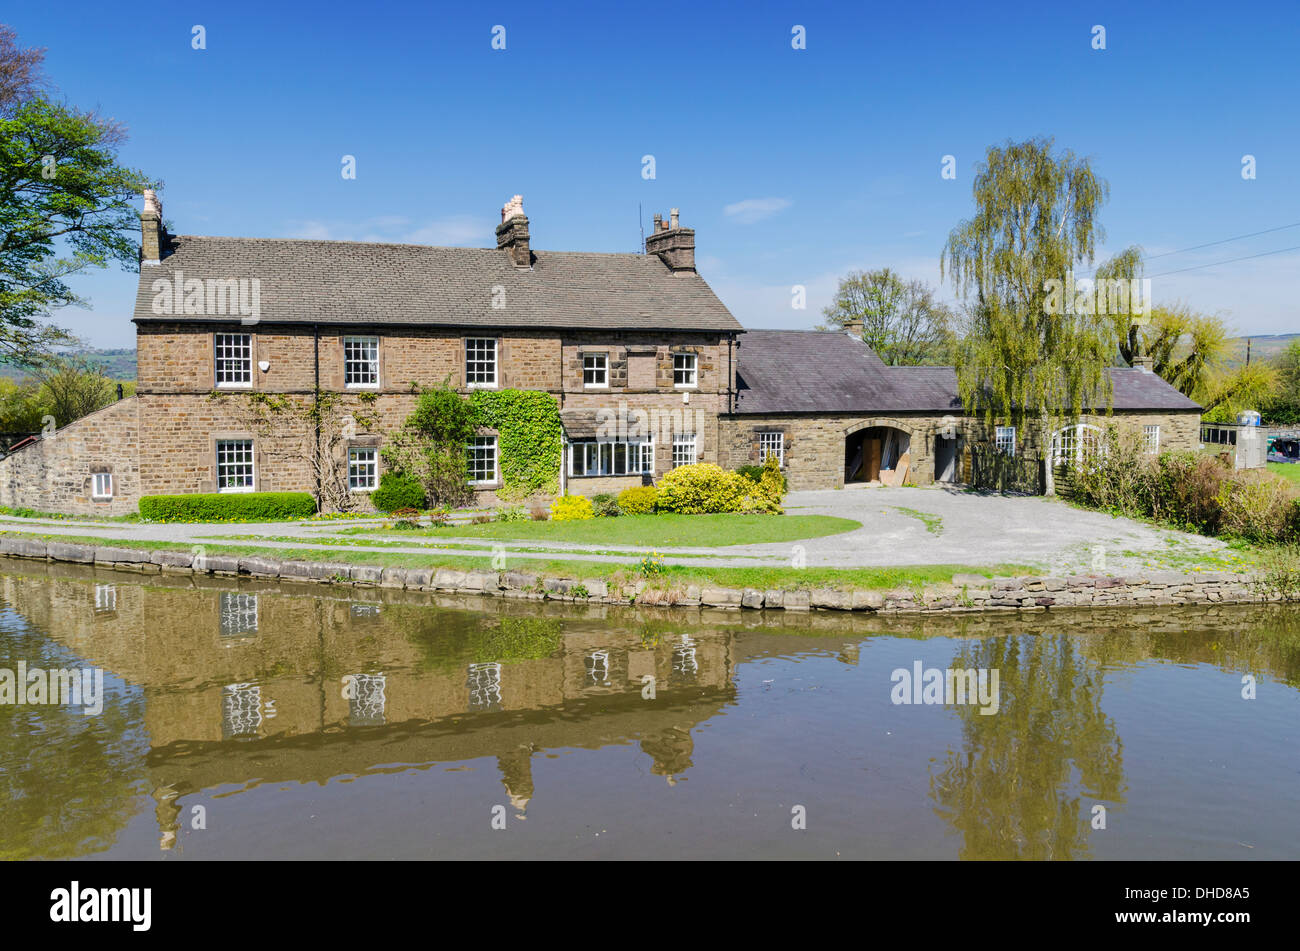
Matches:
[[2, 561, 1297, 860]]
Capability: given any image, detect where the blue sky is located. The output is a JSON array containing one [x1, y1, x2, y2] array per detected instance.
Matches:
[[10, 0, 1299, 347]]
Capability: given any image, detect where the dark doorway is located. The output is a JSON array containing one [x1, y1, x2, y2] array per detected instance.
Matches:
[[845, 427, 911, 485], [935, 435, 959, 483]]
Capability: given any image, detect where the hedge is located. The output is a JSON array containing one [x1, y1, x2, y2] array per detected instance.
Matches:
[[371, 472, 427, 512], [139, 491, 317, 522]]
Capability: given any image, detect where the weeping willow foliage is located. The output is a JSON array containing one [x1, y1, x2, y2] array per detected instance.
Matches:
[[942, 137, 1140, 446]]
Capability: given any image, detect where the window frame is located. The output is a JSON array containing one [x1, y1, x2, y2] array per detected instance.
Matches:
[[91, 472, 114, 500], [1144, 424, 1161, 454], [348, 446, 379, 492], [994, 425, 1017, 457], [672, 432, 697, 468], [568, 438, 654, 477], [344, 335, 380, 389], [216, 439, 256, 493], [465, 337, 498, 389], [758, 431, 785, 467], [582, 352, 609, 389], [673, 352, 698, 389], [214, 333, 253, 388], [467, 435, 498, 485]]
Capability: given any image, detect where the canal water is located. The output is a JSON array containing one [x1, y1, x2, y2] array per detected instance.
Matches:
[[1, 561, 1297, 860]]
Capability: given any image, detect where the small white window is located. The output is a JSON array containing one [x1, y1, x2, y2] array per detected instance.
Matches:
[[758, 432, 784, 466], [672, 433, 697, 467], [583, 352, 608, 388], [91, 472, 114, 499], [466, 338, 497, 388], [568, 440, 653, 476], [995, 426, 1016, 456], [348, 447, 378, 491], [215, 333, 252, 387], [467, 436, 498, 484], [1144, 424, 1160, 453], [673, 352, 698, 388], [216, 439, 255, 492], [94, 584, 117, 613], [344, 336, 379, 388]]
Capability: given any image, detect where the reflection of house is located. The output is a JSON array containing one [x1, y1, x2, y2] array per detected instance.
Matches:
[[0, 567, 741, 846], [0, 192, 1204, 512]]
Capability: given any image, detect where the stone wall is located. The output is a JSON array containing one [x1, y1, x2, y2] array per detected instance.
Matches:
[[0, 536, 1287, 616], [0, 398, 140, 516]]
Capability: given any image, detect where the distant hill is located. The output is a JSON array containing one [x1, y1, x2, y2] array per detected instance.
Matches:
[[1222, 334, 1300, 369], [0, 348, 137, 381]]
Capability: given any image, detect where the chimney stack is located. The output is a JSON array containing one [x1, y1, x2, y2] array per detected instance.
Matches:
[[644, 206, 695, 271], [843, 316, 864, 340], [141, 189, 164, 265], [496, 194, 530, 267]]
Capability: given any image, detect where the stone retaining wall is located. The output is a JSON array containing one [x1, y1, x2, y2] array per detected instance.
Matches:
[[0, 535, 1287, 614]]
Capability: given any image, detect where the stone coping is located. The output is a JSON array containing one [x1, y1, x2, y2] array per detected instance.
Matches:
[[0, 536, 1285, 614]]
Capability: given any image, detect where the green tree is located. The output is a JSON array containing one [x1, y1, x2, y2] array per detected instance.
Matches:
[[0, 25, 152, 364], [942, 137, 1139, 437], [1264, 340, 1300, 425], [819, 268, 954, 365], [382, 379, 480, 508]]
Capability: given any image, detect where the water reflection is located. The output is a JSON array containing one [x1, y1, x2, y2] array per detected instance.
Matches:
[[1, 560, 1297, 860]]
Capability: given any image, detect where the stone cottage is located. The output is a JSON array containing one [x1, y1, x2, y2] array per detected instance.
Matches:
[[0, 191, 1202, 515]]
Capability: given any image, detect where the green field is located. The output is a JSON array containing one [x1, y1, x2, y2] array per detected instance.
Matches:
[[1267, 462, 1300, 486]]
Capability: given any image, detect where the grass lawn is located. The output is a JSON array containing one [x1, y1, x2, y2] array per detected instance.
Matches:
[[0, 530, 1034, 591], [339, 513, 861, 547], [1267, 462, 1300, 486]]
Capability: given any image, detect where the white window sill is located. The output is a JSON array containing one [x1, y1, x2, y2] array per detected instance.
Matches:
[[216, 381, 253, 389], [219, 486, 255, 494], [467, 383, 498, 390], [346, 383, 380, 390], [584, 383, 609, 390]]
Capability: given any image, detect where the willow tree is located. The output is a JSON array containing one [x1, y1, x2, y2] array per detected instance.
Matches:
[[942, 137, 1139, 445]]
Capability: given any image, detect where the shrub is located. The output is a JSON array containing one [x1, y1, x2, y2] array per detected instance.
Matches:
[[495, 504, 529, 522], [1216, 470, 1297, 543], [529, 505, 549, 521], [617, 484, 658, 514], [550, 494, 594, 521], [390, 507, 422, 529], [371, 472, 427, 512], [656, 463, 750, 514], [735, 464, 765, 483], [139, 491, 316, 523], [591, 493, 621, 517]]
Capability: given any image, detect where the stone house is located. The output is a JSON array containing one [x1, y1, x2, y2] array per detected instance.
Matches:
[[0, 192, 1202, 515]]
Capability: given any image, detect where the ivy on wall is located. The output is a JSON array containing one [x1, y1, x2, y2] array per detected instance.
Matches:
[[470, 389, 563, 500]]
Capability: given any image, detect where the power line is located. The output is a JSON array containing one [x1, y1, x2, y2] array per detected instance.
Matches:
[[1146, 243, 1300, 278], [1144, 221, 1300, 260]]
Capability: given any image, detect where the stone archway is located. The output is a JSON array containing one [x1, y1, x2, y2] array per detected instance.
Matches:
[[843, 420, 916, 486]]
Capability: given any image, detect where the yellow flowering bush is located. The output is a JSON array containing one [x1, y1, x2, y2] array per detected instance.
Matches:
[[549, 494, 594, 521]]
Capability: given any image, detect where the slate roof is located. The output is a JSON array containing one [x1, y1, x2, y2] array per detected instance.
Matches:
[[133, 235, 743, 333], [732, 330, 1201, 415]]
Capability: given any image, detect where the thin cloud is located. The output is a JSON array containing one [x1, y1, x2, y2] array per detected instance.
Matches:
[[723, 198, 792, 225], [282, 215, 485, 246]]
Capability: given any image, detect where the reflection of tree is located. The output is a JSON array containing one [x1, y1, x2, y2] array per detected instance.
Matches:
[[0, 634, 147, 859], [929, 634, 1125, 860], [399, 607, 564, 671]]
